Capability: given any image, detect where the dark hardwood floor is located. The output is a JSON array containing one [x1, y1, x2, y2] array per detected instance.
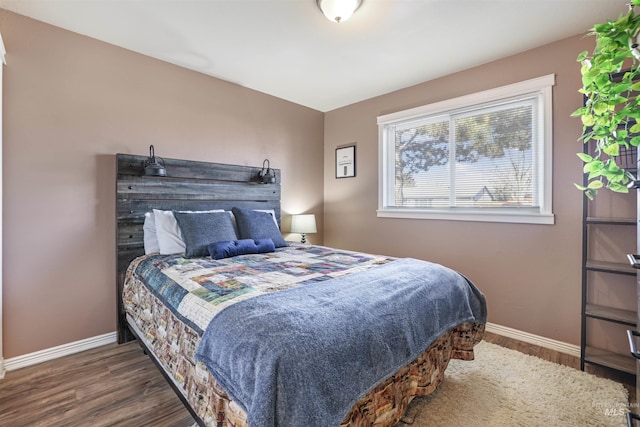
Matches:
[[0, 341, 196, 427], [0, 333, 634, 426]]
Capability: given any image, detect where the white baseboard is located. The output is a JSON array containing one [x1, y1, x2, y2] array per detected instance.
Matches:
[[0, 324, 579, 376], [486, 322, 580, 358], [2, 331, 117, 374]]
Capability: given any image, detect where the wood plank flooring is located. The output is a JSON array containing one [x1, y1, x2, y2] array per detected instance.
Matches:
[[0, 332, 634, 426], [0, 341, 195, 427]]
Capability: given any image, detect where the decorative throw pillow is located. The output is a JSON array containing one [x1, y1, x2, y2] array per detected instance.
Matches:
[[228, 209, 279, 235], [152, 209, 226, 255], [208, 238, 276, 259], [253, 209, 279, 228], [231, 207, 288, 248], [174, 211, 238, 257]]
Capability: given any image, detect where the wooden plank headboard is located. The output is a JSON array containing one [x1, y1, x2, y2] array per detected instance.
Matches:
[[115, 153, 281, 343]]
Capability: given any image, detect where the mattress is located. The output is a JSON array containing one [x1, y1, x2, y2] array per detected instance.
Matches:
[[123, 244, 485, 426]]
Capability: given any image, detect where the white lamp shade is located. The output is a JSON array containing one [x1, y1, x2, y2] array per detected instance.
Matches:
[[317, 0, 362, 23], [290, 214, 317, 234]]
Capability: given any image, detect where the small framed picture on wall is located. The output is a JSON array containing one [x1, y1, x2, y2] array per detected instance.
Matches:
[[336, 145, 356, 178]]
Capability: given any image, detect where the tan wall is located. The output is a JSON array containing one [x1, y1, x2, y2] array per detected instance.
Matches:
[[323, 34, 609, 346], [0, 10, 324, 358], [1, 9, 622, 358]]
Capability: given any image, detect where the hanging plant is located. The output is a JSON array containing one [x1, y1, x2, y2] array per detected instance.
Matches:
[[572, 0, 640, 199]]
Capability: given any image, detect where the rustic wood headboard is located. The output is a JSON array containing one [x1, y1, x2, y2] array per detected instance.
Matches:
[[115, 153, 281, 343]]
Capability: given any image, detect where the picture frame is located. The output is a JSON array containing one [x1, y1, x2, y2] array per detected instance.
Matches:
[[335, 145, 356, 178]]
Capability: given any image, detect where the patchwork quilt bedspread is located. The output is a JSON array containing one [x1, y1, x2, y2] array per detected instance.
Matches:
[[131, 243, 394, 336], [124, 244, 487, 427], [196, 257, 486, 427]]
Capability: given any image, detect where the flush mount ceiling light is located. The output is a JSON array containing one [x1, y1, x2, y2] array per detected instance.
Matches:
[[316, 0, 363, 23]]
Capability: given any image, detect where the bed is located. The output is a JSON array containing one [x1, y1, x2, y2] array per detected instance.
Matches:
[[116, 153, 487, 427]]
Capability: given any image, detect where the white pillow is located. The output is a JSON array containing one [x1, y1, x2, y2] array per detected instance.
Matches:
[[143, 212, 160, 254], [153, 209, 185, 255], [152, 209, 226, 255]]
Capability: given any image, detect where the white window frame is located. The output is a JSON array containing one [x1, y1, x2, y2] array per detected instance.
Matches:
[[377, 74, 555, 225]]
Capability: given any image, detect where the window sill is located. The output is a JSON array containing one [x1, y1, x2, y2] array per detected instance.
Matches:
[[376, 208, 555, 225]]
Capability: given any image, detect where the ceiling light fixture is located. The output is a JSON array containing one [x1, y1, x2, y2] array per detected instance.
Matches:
[[316, 0, 362, 23]]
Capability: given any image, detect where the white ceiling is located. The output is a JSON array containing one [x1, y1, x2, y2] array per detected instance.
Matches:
[[0, 0, 631, 112]]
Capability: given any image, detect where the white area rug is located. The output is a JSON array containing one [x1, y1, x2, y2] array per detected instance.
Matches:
[[401, 341, 629, 427]]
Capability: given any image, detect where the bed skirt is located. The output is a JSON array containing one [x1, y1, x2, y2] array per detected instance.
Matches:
[[124, 264, 485, 427]]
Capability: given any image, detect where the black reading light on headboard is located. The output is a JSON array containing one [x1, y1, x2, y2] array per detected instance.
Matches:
[[144, 145, 167, 177], [258, 159, 276, 184]]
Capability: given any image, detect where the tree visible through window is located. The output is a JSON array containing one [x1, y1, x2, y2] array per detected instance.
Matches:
[[378, 75, 554, 224]]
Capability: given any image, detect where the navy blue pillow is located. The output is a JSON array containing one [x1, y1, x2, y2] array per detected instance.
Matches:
[[231, 207, 288, 248], [174, 211, 238, 257], [208, 238, 276, 259]]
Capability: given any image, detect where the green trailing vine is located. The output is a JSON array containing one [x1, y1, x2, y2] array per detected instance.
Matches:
[[573, 0, 640, 199]]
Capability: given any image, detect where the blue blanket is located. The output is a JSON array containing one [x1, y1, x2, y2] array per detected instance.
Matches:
[[195, 257, 487, 427]]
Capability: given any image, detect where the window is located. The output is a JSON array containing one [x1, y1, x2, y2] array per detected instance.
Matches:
[[377, 75, 555, 224]]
